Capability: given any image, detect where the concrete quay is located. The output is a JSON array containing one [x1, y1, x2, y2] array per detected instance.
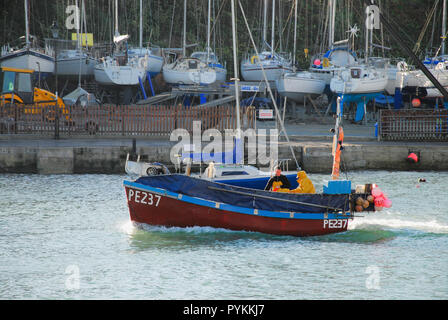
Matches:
[[1, 121, 447, 174]]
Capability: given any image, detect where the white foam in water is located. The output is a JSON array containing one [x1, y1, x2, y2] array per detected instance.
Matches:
[[349, 217, 448, 234], [136, 223, 241, 234]]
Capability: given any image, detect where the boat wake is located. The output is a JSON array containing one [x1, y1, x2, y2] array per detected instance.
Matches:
[[349, 217, 448, 235]]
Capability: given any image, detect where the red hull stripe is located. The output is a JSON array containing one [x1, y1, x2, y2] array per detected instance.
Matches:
[[124, 180, 349, 221]]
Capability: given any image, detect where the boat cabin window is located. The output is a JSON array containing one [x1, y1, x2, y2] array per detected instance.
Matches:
[[351, 68, 361, 79], [221, 171, 249, 176], [188, 60, 198, 69], [1, 71, 15, 93]]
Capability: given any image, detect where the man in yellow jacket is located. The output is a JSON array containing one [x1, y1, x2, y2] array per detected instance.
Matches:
[[276, 171, 316, 194]]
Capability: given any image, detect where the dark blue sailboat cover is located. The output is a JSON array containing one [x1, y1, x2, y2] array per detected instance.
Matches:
[[135, 174, 350, 214]]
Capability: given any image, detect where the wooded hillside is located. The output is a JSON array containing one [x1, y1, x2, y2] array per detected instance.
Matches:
[[0, 0, 442, 70]]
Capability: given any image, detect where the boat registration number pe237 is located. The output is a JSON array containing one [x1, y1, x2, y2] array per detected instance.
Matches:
[[127, 189, 161, 207], [323, 219, 348, 229]]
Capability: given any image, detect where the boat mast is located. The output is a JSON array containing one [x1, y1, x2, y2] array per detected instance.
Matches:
[[443, 0, 447, 55], [231, 0, 241, 162], [183, 0, 187, 56], [139, 0, 143, 48], [24, 0, 30, 48], [207, 0, 211, 63], [271, 0, 275, 56], [263, 0, 267, 45], [114, 0, 119, 36], [365, 7, 369, 64], [293, 0, 297, 70], [328, 0, 336, 49]]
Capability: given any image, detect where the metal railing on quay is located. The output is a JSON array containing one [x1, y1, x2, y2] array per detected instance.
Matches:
[[0, 103, 255, 137], [379, 109, 448, 141]]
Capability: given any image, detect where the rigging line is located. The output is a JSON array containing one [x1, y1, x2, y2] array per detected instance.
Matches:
[[237, 0, 300, 170], [413, 0, 439, 54], [168, 0, 177, 48], [274, 0, 295, 53]]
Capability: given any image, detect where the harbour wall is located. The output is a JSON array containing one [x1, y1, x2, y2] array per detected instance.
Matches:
[[1, 137, 448, 174]]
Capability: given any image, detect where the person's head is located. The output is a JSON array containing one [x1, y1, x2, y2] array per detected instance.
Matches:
[[275, 167, 282, 176]]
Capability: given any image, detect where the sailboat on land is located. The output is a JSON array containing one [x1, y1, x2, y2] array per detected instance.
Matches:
[[0, 0, 54, 78], [94, 0, 145, 86], [162, 0, 226, 85], [55, 0, 96, 79], [240, 0, 292, 81], [276, 0, 325, 103], [127, 0, 164, 78]]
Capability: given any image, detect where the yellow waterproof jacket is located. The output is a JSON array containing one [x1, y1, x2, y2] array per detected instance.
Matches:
[[290, 171, 316, 194]]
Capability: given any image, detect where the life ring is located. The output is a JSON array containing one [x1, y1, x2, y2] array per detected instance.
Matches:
[[322, 58, 330, 68], [250, 55, 259, 64]]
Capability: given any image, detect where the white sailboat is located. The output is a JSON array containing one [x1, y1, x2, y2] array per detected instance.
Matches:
[[94, 0, 145, 86], [240, 0, 292, 81], [55, 0, 96, 78], [276, 0, 325, 103], [0, 0, 54, 77], [162, 0, 226, 86], [308, 0, 357, 86], [396, 0, 448, 98], [329, 5, 388, 95], [127, 0, 164, 78]]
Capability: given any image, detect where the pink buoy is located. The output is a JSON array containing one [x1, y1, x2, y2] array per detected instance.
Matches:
[[314, 59, 321, 66], [372, 187, 383, 198], [374, 198, 384, 207], [383, 198, 392, 208]]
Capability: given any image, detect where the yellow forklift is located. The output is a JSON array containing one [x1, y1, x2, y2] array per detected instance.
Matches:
[[0, 66, 69, 121]]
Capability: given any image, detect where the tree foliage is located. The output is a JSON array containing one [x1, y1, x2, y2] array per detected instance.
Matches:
[[0, 0, 442, 72]]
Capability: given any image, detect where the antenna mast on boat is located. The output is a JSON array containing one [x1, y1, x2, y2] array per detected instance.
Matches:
[[231, 0, 241, 136]]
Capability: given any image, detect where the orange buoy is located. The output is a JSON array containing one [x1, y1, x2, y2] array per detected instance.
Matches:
[[355, 205, 363, 212], [367, 195, 374, 203], [356, 197, 364, 206], [407, 152, 418, 163], [412, 98, 421, 107], [362, 200, 370, 209]]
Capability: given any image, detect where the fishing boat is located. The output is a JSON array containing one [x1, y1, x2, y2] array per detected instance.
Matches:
[[0, 0, 54, 78], [123, 0, 390, 237], [125, 155, 299, 190]]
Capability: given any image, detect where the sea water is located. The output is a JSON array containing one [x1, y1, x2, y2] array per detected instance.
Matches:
[[0, 171, 447, 300]]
